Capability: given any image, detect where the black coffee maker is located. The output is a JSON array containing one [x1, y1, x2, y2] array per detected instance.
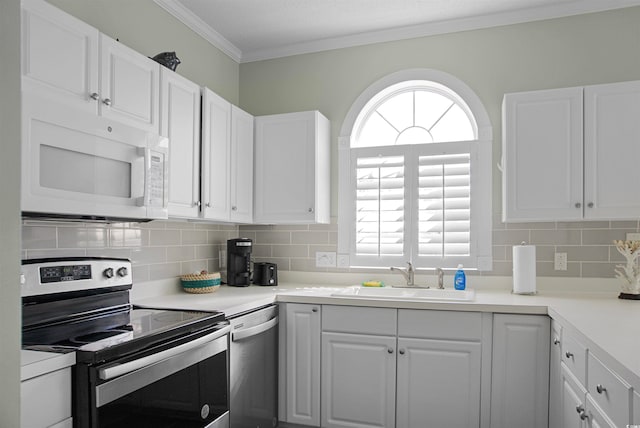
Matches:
[[227, 238, 252, 286]]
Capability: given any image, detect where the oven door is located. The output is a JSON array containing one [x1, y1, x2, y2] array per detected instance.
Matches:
[[77, 324, 230, 428]]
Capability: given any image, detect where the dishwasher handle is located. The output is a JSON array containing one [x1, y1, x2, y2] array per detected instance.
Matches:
[[231, 316, 278, 342]]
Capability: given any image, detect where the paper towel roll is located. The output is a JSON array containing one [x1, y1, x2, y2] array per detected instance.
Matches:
[[513, 244, 536, 294]]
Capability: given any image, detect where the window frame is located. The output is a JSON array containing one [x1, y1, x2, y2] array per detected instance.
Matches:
[[338, 69, 493, 270]]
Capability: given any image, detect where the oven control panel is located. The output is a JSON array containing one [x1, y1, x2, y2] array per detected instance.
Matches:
[[21, 257, 132, 297], [40, 264, 92, 283]]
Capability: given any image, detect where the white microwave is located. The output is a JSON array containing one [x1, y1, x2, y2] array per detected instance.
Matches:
[[21, 91, 168, 221]]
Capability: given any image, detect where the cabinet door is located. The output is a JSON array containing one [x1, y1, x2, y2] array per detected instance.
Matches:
[[21, 0, 99, 113], [229, 105, 254, 223], [585, 395, 616, 428], [99, 34, 160, 133], [321, 332, 396, 428], [502, 87, 583, 222], [254, 111, 330, 224], [490, 314, 550, 428], [549, 322, 563, 428], [584, 81, 640, 219], [280, 304, 321, 426], [201, 88, 231, 221], [396, 337, 480, 428], [560, 364, 587, 428], [161, 69, 201, 218]]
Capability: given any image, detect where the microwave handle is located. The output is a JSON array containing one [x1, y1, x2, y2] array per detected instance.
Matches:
[[99, 325, 231, 380]]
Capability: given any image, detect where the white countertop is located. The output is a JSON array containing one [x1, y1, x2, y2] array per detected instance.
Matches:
[[133, 279, 640, 391]]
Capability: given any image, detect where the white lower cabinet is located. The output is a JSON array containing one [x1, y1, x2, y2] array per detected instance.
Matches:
[[490, 314, 550, 428], [279, 303, 321, 426], [552, 327, 633, 428], [280, 304, 557, 428], [633, 390, 640, 424], [396, 337, 481, 428], [322, 332, 396, 428], [21, 366, 73, 428], [549, 321, 563, 428], [560, 363, 587, 428]]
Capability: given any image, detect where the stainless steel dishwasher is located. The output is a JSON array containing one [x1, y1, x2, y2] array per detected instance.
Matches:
[[229, 304, 279, 428]]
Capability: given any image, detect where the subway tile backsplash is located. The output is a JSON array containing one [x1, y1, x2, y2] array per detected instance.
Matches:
[[21, 215, 640, 282], [22, 220, 238, 283]]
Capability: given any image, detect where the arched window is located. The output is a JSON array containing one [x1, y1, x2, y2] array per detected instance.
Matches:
[[338, 70, 493, 270]]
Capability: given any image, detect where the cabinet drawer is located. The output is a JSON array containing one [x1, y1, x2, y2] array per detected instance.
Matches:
[[561, 332, 587, 386], [398, 309, 482, 340], [587, 352, 631, 427], [322, 305, 396, 335], [21, 367, 72, 428]]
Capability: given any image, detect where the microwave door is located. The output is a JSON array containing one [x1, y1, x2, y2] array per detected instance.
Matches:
[[22, 94, 166, 220]]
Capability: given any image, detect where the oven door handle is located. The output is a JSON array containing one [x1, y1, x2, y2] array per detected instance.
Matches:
[[99, 324, 231, 380], [232, 316, 278, 342]]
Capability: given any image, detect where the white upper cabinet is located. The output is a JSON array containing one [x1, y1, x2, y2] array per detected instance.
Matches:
[[503, 80, 640, 222], [254, 111, 330, 224], [21, 0, 160, 133], [21, 0, 99, 113], [230, 105, 254, 223], [161, 68, 201, 218], [99, 34, 160, 133], [502, 87, 583, 222], [201, 88, 254, 223], [583, 81, 640, 219]]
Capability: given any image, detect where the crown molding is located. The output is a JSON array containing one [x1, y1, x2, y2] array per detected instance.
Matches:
[[155, 0, 640, 64], [153, 0, 242, 63]]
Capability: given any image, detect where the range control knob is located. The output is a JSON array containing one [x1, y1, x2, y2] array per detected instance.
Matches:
[[103, 267, 114, 279], [117, 267, 129, 277]]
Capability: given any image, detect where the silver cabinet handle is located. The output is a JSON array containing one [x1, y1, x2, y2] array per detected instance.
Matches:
[[312, 307, 318, 313], [565, 351, 574, 358], [399, 349, 405, 355], [596, 384, 607, 394], [103, 98, 112, 106], [387, 348, 394, 354], [553, 338, 560, 345], [231, 206, 237, 211], [308, 207, 314, 213], [89, 92, 99, 100], [587, 202, 594, 208], [575, 202, 582, 208], [206, 202, 211, 208], [576, 405, 584, 414]]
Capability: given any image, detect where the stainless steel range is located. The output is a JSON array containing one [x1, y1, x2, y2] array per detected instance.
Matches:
[[21, 257, 230, 428]]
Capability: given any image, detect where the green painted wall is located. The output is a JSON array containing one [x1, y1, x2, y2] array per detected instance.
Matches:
[[0, 0, 22, 424], [239, 7, 640, 217], [47, 0, 240, 104]]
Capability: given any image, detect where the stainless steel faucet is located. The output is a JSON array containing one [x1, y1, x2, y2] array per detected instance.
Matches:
[[390, 262, 415, 287], [436, 267, 444, 289]]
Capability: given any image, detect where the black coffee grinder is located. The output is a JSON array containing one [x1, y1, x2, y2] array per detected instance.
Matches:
[[227, 238, 252, 286]]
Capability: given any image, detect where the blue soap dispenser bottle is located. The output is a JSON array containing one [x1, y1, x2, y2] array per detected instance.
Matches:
[[454, 264, 466, 290]]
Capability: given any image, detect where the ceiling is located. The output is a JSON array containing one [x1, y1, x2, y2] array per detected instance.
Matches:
[[154, 0, 640, 63]]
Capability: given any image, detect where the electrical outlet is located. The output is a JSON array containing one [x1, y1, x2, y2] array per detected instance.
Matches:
[[316, 251, 337, 267], [627, 233, 640, 241], [554, 252, 567, 271], [219, 250, 226, 269], [337, 255, 350, 268]]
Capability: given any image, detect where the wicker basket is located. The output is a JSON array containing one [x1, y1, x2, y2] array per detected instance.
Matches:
[[180, 272, 221, 294]]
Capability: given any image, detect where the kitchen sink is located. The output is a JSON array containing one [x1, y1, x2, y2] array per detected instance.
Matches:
[[331, 287, 476, 301]]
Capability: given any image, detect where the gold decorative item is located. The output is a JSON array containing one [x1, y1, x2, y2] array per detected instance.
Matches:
[[613, 240, 640, 300]]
